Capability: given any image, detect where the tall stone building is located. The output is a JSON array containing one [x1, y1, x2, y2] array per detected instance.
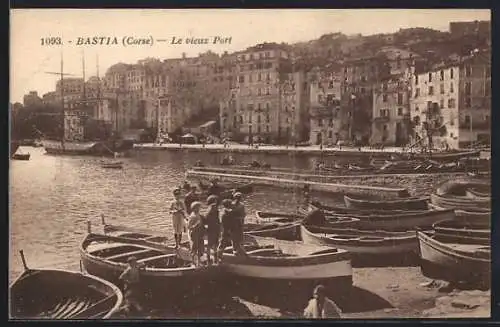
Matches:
[[308, 67, 343, 146], [371, 76, 412, 146], [410, 49, 490, 149], [220, 43, 309, 143]]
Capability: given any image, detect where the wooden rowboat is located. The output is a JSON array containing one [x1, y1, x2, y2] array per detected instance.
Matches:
[[432, 220, 490, 246], [344, 195, 429, 211], [255, 210, 360, 227], [255, 211, 303, 224], [244, 222, 301, 241], [307, 201, 453, 231], [430, 193, 490, 211], [80, 233, 221, 300], [454, 210, 491, 228], [416, 231, 490, 287], [300, 225, 418, 255], [220, 235, 353, 305], [436, 178, 490, 196], [10, 251, 122, 319]]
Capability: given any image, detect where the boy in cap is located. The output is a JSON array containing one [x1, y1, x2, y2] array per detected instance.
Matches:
[[204, 195, 221, 264], [169, 188, 187, 249], [303, 284, 342, 319], [187, 201, 205, 266]]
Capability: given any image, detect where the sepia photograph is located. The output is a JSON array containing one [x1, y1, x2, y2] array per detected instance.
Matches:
[[9, 9, 491, 320]]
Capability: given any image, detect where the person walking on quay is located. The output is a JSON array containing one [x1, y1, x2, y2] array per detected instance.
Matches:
[[204, 195, 221, 264], [184, 185, 198, 216], [304, 285, 342, 319], [187, 201, 206, 267], [217, 199, 237, 259], [169, 188, 187, 249], [119, 256, 144, 316], [231, 192, 247, 256]]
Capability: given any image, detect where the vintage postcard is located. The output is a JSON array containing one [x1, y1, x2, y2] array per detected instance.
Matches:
[[10, 9, 491, 319]]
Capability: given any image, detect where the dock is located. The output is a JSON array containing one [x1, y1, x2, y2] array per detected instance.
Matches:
[[185, 169, 409, 199]]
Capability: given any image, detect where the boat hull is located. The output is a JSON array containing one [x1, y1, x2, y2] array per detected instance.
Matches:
[[80, 234, 222, 303], [221, 237, 353, 308], [417, 231, 490, 287], [300, 225, 418, 255], [430, 193, 490, 211], [244, 223, 300, 241], [10, 269, 122, 319], [344, 195, 429, 211]]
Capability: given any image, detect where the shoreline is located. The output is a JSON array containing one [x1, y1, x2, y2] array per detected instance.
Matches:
[[133, 143, 487, 159]]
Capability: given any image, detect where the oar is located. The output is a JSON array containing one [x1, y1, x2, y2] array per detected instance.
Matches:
[[19, 250, 29, 271]]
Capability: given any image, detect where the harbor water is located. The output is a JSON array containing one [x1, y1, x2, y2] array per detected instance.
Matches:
[[9, 147, 327, 282]]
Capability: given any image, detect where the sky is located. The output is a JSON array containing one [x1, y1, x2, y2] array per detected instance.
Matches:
[[10, 9, 490, 103]]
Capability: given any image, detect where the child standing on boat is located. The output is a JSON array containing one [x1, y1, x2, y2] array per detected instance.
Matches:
[[169, 188, 187, 249], [204, 195, 221, 264], [184, 185, 198, 216], [187, 201, 206, 266], [119, 256, 144, 316]]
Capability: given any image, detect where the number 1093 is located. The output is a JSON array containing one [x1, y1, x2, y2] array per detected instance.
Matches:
[[41, 37, 63, 46]]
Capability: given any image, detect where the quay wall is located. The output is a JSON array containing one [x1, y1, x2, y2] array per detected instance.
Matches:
[[186, 170, 410, 199], [187, 169, 468, 196]]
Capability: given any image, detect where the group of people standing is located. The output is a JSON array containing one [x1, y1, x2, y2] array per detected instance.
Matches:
[[169, 179, 248, 266]]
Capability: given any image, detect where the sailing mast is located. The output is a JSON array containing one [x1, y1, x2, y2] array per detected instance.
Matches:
[[60, 52, 65, 148]]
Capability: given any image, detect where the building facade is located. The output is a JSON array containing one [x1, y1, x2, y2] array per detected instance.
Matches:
[[410, 50, 490, 149], [308, 68, 343, 146], [371, 76, 412, 146]]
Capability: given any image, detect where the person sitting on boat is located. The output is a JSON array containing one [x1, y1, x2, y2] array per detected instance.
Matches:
[[303, 208, 327, 226], [304, 284, 342, 319], [184, 185, 198, 216], [119, 256, 144, 316], [204, 195, 221, 265], [217, 199, 237, 259], [231, 192, 248, 257], [187, 201, 206, 267], [170, 188, 187, 249]]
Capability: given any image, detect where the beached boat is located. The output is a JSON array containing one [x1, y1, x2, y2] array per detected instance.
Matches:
[[197, 180, 254, 195], [10, 251, 122, 319], [80, 233, 221, 299], [430, 193, 490, 211], [255, 211, 303, 224], [432, 220, 490, 246], [244, 222, 301, 241], [307, 201, 453, 231], [12, 153, 31, 161], [416, 231, 490, 287], [344, 195, 429, 211], [436, 178, 490, 196], [300, 225, 418, 255], [454, 210, 490, 228], [221, 235, 353, 300]]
